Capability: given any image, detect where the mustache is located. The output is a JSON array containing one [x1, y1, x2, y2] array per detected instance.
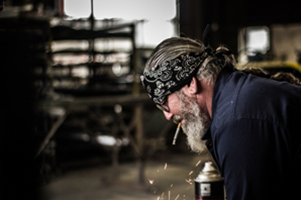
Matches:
[[172, 115, 183, 124]]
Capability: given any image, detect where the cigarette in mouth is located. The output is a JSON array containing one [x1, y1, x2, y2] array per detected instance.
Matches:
[[172, 122, 181, 145]]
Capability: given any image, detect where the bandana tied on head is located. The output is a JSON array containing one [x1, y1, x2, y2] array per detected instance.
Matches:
[[140, 52, 208, 105]]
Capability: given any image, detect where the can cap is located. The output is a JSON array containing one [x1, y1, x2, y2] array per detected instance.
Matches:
[[202, 162, 216, 172], [195, 162, 224, 182]]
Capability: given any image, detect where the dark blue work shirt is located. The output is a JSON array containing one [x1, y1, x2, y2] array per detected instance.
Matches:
[[202, 67, 301, 200]]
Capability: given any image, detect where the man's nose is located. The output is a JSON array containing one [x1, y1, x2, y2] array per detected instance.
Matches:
[[163, 111, 173, 120]]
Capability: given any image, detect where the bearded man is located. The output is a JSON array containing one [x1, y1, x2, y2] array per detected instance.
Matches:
[[140, 35, 301, 200]]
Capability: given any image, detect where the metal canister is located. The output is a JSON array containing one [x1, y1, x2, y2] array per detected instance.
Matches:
[[194, 162, 224, 200]]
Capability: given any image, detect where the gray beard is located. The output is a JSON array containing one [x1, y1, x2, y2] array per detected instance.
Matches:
[[174, 91, 211, 154]]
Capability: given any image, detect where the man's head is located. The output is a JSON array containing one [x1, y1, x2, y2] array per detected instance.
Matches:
[[141, 37, 207, 106], [140, 36, 235, 153]]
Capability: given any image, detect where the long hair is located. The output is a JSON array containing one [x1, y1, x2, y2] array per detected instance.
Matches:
[[145, 37, 300, 86], [241, 68, 301, 85]]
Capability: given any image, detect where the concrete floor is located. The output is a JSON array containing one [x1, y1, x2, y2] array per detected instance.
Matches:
[[39, 153, 214, 200]]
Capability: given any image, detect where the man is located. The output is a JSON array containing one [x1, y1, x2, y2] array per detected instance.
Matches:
[[140, 35, 301, 200]]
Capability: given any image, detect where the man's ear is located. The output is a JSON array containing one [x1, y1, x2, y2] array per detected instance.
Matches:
[[188, 77, 199, 94], [182, 77, 199, 96]]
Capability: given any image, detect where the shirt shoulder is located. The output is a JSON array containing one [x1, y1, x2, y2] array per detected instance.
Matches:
[[211, 69, 301, 130]]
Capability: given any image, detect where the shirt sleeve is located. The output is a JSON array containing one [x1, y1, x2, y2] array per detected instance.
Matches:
[[213, 118, 297, 200]]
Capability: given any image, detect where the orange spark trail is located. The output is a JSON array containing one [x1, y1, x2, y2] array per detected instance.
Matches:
[[164, 163, 168, 170], [196, 160, 201, 167]]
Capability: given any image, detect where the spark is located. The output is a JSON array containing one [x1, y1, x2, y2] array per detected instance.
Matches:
[[161, 192, 165, 197], [164, 163, 168, 170], [157, 169, 160, 172], [156, 197, 160, 200], [189, 171, 193, 175], [196, 160, 201, 167], [186, 186, 191, 190], [148, 179, 154, 184], [170, 184, 173, 187], [185, 178, 193, 185], [174, 194, 180, 200], [168, 191, 171, 200]]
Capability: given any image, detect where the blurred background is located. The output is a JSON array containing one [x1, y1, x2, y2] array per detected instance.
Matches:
[[0, 0, 301, 200]]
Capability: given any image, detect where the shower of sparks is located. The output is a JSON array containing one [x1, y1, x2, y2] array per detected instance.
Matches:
[[185, 178, 193, 185], [188, 171, 193, 175], [148, 179, 154, 184], [164, 163, 168, 170], [174, 194, 180, 200], [196, 160, 201, 167], [170, 184, 173, 187]]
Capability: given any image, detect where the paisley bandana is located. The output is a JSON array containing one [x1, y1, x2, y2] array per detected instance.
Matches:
[[140, 52, 208, 105]]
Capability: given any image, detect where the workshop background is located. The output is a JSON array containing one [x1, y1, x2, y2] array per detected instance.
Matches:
[[0, 0, 301, 200]]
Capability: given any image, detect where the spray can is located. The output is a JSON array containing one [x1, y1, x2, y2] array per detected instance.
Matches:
[[194, 162, 224, 200]]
